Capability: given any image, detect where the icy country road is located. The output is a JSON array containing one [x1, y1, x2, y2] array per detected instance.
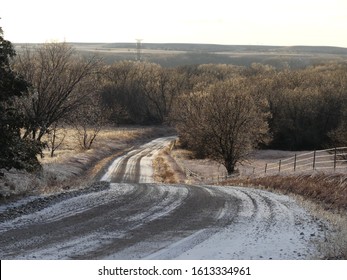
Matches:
[[0, 138, 328, 260], [101, 136, 177, 183]]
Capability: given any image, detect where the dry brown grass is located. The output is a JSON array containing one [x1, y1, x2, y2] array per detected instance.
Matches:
[[41, 126, 156, 163], [153, 154, 176, 184], [224, 173, 347, 212], [314, 211, 347, 259], [153, 146, 187, 184]]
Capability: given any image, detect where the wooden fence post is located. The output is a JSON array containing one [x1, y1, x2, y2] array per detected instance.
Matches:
[[313, 150, 316, 170], [334, 147, 337, 172], [294, 154, 297, 172], [279, 160, 281, 172], [265, 163, 267, 174]]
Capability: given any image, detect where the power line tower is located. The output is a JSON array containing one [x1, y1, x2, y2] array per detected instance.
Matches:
[[136, 39, 143, 61]]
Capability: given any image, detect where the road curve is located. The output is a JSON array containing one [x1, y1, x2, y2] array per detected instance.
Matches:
[[101, 136, 177, 183], [0, 182, 328, 260], [0, 137, 329, 259]]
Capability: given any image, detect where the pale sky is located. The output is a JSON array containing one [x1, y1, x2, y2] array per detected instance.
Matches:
[[1, 0, 347, 47]]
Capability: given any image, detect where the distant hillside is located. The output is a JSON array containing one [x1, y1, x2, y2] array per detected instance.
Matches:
[[16, 42, 347, 68], [284, 46, 347, 55], [81, 42, 347, 54]]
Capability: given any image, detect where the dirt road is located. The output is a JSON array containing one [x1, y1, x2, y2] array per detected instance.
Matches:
[[0, 137, 329, 259], [101, 136, 177, 183]]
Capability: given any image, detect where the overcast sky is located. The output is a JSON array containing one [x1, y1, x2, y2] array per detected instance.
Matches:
[[1, 0, 347, 47]]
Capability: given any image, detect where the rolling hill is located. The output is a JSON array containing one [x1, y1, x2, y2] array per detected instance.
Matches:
[[15, 42, 347, 68]]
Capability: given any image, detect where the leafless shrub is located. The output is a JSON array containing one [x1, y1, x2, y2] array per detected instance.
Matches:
[[47, 123, 66, 157], [71, 96, 111, 150]]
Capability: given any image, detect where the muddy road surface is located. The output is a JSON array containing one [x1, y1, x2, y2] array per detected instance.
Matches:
[[0, 138, 328, 259]]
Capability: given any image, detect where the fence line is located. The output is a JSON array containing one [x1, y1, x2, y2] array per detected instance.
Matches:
[[176, 147, 347, 184], [183, 166, 237, 184], [252, 147, 347, 176]]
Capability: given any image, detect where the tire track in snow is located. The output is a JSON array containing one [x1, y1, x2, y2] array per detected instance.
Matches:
[[0, 183, 328, 260], [0, 184, 189, 259], [101, 136, 176, 183], [170, 186, 325, 260]]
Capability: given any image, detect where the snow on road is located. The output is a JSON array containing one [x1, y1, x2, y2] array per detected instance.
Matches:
[[101, 136, 177, 183], [107, 186, 327, 260], [0, 137, 330, 260], [160, 187, 322, 260], [0, 183, 328, 260]]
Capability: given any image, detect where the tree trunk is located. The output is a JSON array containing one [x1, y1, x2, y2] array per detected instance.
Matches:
[[225, 160, 235, 176]]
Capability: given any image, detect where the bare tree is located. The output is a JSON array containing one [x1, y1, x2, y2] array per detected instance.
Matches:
[[101, 61, 186, 124], [14, 42, 101, 141], [72, 96, 110, 150], [101, 61, 148, 123], [141, 67, 185, 123], [173, 78, 270, 175]]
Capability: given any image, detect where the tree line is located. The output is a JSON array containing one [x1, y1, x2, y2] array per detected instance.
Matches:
[[1, 35, 347, 174]]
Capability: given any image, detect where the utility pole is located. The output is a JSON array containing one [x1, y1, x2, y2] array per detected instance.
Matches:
[[136, 39, 143, 61]]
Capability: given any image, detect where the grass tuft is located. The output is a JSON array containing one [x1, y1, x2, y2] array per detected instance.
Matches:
[[153, 150, 177, 184]]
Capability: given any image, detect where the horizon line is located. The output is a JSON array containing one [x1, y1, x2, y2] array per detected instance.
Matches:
[[12, 41, 347, 49]]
